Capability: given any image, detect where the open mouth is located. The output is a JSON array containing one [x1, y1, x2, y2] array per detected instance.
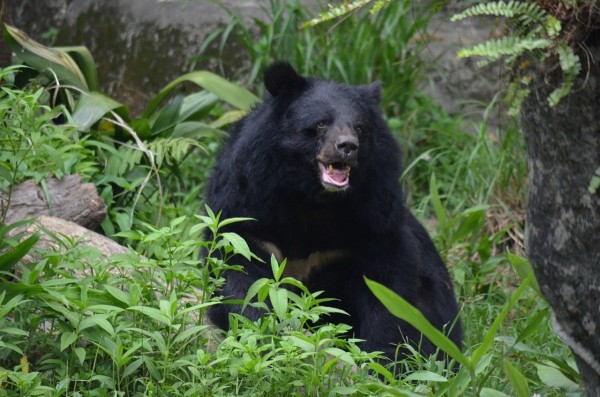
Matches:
[[318, 161, 351, 191]]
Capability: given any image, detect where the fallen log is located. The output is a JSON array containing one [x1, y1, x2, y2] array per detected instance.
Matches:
[[0, 175, 107, 229], [22, 215, 129, 262]]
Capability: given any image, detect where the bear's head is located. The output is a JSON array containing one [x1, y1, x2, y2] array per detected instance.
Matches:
[[263, 62, 390, 198]]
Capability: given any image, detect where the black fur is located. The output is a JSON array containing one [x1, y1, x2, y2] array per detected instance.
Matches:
[[205, 62, 461, 359]]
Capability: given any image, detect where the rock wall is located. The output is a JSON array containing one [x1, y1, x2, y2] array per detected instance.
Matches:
[[6, 0, 499, 121]]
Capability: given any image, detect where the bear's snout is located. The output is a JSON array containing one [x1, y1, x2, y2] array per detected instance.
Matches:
[[335, 135, 359, 159]]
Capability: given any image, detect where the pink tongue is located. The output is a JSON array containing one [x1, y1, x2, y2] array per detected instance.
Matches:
[[319, 163, 349, 187]]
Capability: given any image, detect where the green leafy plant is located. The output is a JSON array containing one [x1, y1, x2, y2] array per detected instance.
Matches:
[[365, 272, 578, 396], [0, 66, 100, 194], [451, 1, 582, 115], [3, 23, 259, 235], [0, 211, 385, 395]]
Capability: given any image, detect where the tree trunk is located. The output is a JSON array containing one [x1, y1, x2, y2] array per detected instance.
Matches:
[[521, 46, 600, 396]]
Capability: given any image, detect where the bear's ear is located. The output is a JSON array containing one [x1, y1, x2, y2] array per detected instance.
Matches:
[[360, 81, 382, 104], [264, 62, 307, 97]]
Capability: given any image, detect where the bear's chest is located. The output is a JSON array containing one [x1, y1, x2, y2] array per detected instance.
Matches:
[[257, 240, 348, 282]]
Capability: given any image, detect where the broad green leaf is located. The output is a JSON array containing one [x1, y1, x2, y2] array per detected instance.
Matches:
[[243, 278, 270, 311], [535, 364, 581, 392], [72, 91, 126, 132], [269, 287, 288, 320], [283, 334, 316, 352], [0, 232, 40, 272], [480, 388, 509, 397], [60, 331, 78, 351], [74, 347, 86, 365], [364, 277, 469, 368], [151, 94, 184, 136], [368, 361, 396, 383], [0, 327, 28, 336], [221, 232, 252, 260], [129, 306, 171, 325], [122, 358, 144, 378], [218, 216, 255, 228], [143, 71, 259, 118], [171, 121, 226, 139], [79, 314, 115, 335], [103, 285, 130, 305], [179, 91, 218, 121], [271, 255, 287, 282], [0, 341, 23, 355], [404, 370, 448, 382], [0, 294, 27, 317], [57, 45, 99, 91], [177, 302, 219, 317], [173, 325, 210, 344], [323, 347, 356, 366], [4, 24, 88, 90], [504, 359, 530, 397]]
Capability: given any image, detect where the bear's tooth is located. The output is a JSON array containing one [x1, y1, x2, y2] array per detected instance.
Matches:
[[328, 164, 334, 174]]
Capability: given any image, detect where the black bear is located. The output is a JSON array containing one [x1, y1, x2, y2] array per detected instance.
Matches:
[[205, 62, 461, 359]]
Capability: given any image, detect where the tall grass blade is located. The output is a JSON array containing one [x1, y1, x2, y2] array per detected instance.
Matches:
[[471, 275, 532, 365], [0, 232, 40, 272], [364, 277, 469, 368]]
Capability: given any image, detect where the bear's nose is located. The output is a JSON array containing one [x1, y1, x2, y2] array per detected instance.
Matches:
[[335, 135, 359, 157]]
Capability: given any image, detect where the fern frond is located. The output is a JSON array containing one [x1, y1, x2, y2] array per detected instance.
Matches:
[[451, 1, 545, 21], [457, 37, 551, 61], [452, 1, 560, 37], [542, 15, 562, 38], [147, 137, 206, 168], [505, 76, 532, 117], [369, 0, 392, 14], [547, 44, 582, 106], [453, 0, 574, 112]]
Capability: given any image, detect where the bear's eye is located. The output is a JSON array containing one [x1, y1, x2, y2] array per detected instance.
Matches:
[[355, 125, 363, 134], [316, 121, 328, 130]]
